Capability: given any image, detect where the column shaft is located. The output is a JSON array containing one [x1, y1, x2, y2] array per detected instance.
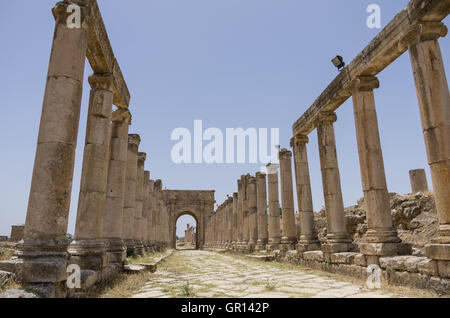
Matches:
[[267, 164, 281, 249], [256, 173, 268, 250], [279, 149, 297, 248]]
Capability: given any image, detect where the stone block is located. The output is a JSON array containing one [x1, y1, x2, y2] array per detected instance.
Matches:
[[437, 260, 450, 278], [0, 270, 15, 288], [331, 252, 358, 264], [0, 289, 38, 298], [354, 253, 367, 267], [426, 244, 450, 261], [303, 251, 324, 262], [359, 242, 399, 256], [80, 270, 98, 290], [417, 258, 438, 276], [321, 243, 349, 253], [20, 258, 67, 283]]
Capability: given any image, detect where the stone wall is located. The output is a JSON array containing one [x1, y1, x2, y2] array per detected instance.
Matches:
[[9, 226, 24, 242]]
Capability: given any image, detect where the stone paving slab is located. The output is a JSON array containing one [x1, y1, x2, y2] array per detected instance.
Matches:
[[131, 250, 404, 298]]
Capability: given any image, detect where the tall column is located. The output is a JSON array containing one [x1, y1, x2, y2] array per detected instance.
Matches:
[[291, 134, 320, 251], [256, 173, 268, 251], [403, 22, 450, 262], [70, 73, 115, 275], [133, 152, 146, 255], [227, 197, 233, 248], [145, 178, 154, 251], [122, 134, 140, 253], [317, 112, 351, 254], [9, 2, 89, 295], [237, 179, 244, 246], [409, 169, 429, 193], [154, 180, 162, 249], [232, 192, 238, 248], [103, 108, 131, 264], [142, 171, 150, 251], [266, 164, 281, 251], [279, 149, 297, 250], [351, 76, 401, 262], [242, 175, 250, 251], [248, 176, 258, 251]]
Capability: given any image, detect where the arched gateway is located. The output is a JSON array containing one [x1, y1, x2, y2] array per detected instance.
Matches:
[[162, 190, 215, 249]]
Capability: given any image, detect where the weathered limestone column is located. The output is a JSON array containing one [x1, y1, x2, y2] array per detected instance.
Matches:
[[154, 180, 162, 249], [403, 21, 450, 262], [409, 169, 429, 193], [291, 134, 320, 251], [133, 152, 146, 255], [248, 176, 258, 251], [279, 149, 297, 250], [122, 134, 140, 253], [69, 73, 115, 275], [242, 175, 250, 251], [266, 164, 281, 251], [255, 173, 268, 251], [227, 197, 234, 248], [351, 76, 401, 262], [142, 171, 150, 251], [316, 112, 351, 254], [148, 180, 156, 249], [9, 2, 89, 295], [232, 192, 238, 248], [237, 179, 244, 247], [103, 108, 131, 264]]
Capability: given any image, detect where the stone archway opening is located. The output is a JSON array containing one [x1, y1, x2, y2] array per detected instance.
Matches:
[[175, 212, 199, 250]]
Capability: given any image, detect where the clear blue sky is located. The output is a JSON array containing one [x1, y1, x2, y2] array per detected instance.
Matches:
[[0, 1, 448, 237]]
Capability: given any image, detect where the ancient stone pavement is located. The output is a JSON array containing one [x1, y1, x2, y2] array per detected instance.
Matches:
[[132, 250, 408, 298]]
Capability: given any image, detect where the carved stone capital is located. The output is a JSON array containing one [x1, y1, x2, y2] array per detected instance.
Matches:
[[278, 148, 292, 160], [316, 111, 337, 125], [138, 152, 147, 162], [255, 172, 266, 179], [88, 73, 114, 91], [290, 134, 309, 148], [128, 134, 141, 146], [248, 176, 256, 184], [112, 108, 132, 124], [350, 76, 380, 92], [399, 21, 448, 50]]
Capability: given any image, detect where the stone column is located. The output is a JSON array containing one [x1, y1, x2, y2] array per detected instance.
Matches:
[[227, 197, 233, 248], [142, 171, 150, 251], [69, 73, 115, 276], [237, 179, 244, 246], [133, 152, 146, 255], [291, 134, 320, 252], [232, 192, 238, 248], [242, 175, 250, 251], [279, 149, 297, 250], [255, 173, 268, 251], [266, 164, 281, 251], [103, 109, 131, 264], [146, 178, 155, 251], [8, 2, 89, 296], [122, 134, 140, 253], [403, 22, 450, 262], [351, 76, 402, 262], [248, 176, 258, 251], [409, 169, 429, 193], [317, 112, 351, 254]]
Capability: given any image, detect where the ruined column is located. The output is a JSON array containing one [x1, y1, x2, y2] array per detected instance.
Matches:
[[232, 192, 238, 248], [133, 152, 146, 256], [316, 112, 351, 254], [242, 175, 250, 251], [9, 2, 89, 295], [237, 179, 244, 247], [145, 178, 154, 251], [409, 169, 429, 193], [103, 108, 131, 265], [291, 134, 320, 251], [142, 171, 150, 251], [256, 173, 268, 251], [122, 134, 140, 253], [227, 197, 233, 248], [402, 22, 450, 262], [70, 73, 115, 275], [248, 176, 258, 251], [279, 149, 297, 250], [351, 76, 402, 262], [266, 164, 281, 251]]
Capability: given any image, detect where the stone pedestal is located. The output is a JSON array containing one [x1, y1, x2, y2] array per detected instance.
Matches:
[[255, 173, 268, 251], [351, 76, 400, 249], [279, 149, 297, 250], [317, 112, 351, 252], [103, 109, 130, 265], [291, 134, 320, 249], [405, 22, 450, 261], [69, 73, 115, 274], [8, 2, 90, 296], [122, 134, 140, 254], [266, 164, 281, 251], [409, 169, 429, 193]]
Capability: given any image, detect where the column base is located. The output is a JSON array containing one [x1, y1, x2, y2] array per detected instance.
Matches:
[[255, 240, 267, 252], [104, 238, 126, 264], [266, 244, 279, 252], [359, 242, 412, 265], [362, 229, 401, 243], [68, 239, 107, 272]]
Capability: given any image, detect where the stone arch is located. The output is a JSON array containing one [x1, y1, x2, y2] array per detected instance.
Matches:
[[173, 210, 200, 249]]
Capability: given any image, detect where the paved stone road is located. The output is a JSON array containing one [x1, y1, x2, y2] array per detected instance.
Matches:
[[131, 250, 407, 298]]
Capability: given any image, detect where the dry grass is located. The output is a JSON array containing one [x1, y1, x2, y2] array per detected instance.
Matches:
[[0, 247, 14, 262]]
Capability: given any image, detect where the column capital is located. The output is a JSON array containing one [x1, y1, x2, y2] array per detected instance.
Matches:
[[128, 134, 141, 146], [88, 73, 114, 91], [399, 21, 448, 50], [290, 134, 309, 148], [138, 152, 147, 162], [255, 172, 266, 179], [316, 111, 337, 125], [233, 192, 238, 199], [266, 163, 279, 175], [248, 176, 256, 184], [52, 1, 90, 25], [237, 179, 242, 188], [350, 76, 380, 92], [278, 148, 292, 160], [112, 108, 132, 124]]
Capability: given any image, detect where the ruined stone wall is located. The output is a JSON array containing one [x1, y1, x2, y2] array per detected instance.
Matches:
[[9, 226, 24, 242]]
